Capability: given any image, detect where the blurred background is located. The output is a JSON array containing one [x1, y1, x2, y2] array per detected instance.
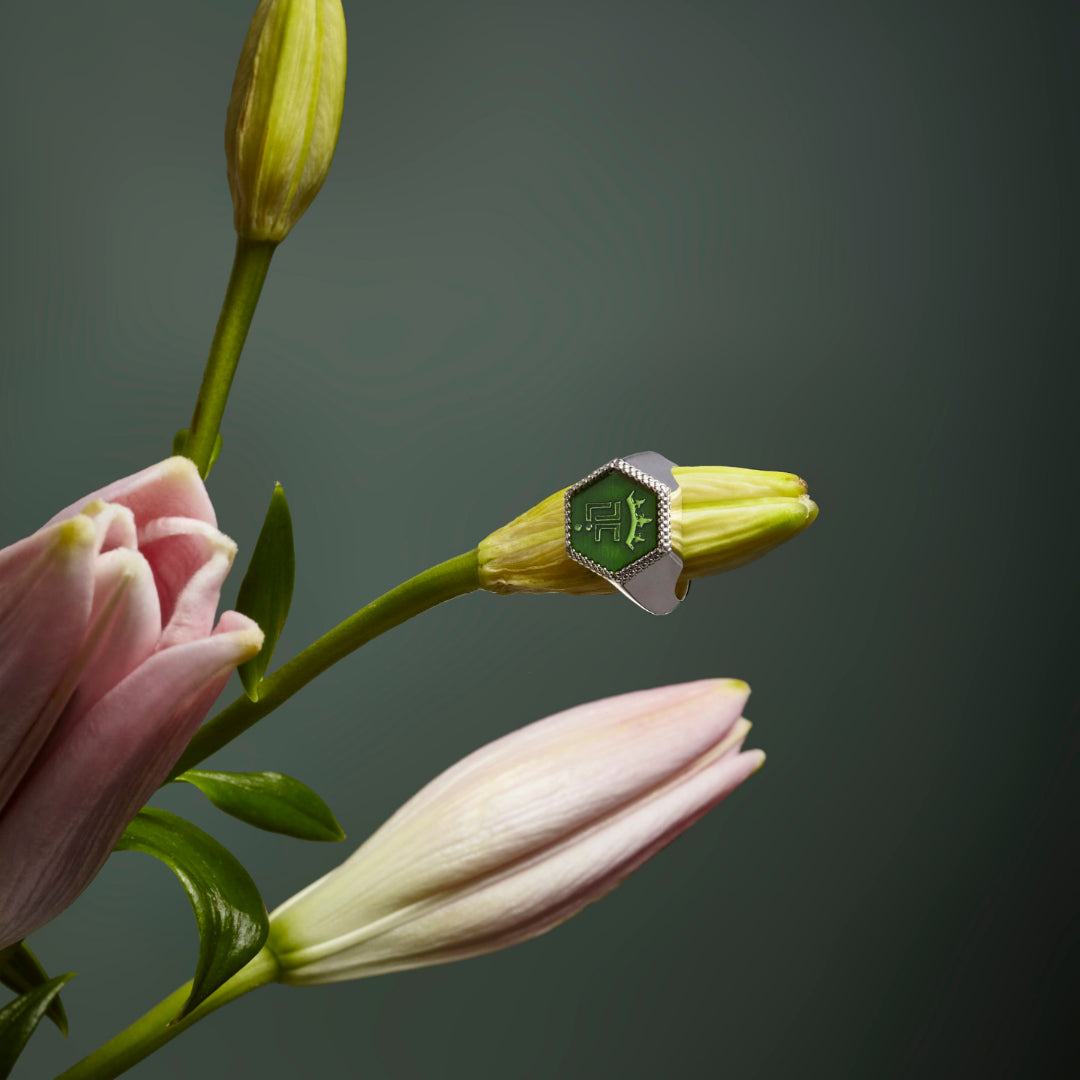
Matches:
[[2, 0, 1077, 1076]]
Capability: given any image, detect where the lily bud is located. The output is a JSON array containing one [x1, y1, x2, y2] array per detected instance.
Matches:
[[478, 464, 818, 596], [0, 458, 263, 948], [225, 0, 347, 243], [267, 680, 763, 983]]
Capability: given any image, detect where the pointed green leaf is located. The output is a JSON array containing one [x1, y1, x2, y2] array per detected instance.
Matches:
[[115, 808, 267, 1019], [175, 769, 345, 842], [172, 429, 223, 477], [235, 483, 294, 701], [0, 973, 74, 1078], [0, 943, 68, 1036]]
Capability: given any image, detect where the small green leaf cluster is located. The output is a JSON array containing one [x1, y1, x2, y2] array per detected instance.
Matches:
[[0, 943, 72, 1079]]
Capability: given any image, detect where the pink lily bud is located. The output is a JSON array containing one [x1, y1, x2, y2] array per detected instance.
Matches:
[[0, 458, 263, 948], [268, 680, 763, 983]]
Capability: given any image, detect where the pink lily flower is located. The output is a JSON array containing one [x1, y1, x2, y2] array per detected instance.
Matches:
[[0, 457, 263, 948], [268, 679, 763, 983]]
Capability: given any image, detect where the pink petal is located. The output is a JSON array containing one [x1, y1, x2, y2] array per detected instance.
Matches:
[[161, 611, 264, 744], [277, 725, 764, 983], [137, 518, 237, 648], [70, 500, 137, 553], [0, 611, 262, 948], [394, 680, 748, 826], [0, 517, 97, 812], [48, 548, 162, 739], [339, 680, 749, 911], [351, 748, 767, 978], [270, 680, 752, 961], [45, 457, 216, 532]]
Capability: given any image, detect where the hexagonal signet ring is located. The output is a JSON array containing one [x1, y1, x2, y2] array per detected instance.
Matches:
[[565, 452, 686, 615]]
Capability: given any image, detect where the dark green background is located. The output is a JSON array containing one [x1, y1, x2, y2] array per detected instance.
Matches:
[[2, 1, 1077, 1076]]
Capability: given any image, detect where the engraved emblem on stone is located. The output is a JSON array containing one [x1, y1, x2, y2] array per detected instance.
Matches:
[[564, 453, 686, 615]]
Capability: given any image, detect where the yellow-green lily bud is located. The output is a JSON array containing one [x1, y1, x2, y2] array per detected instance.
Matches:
[[225, 0, 347, 243], [477, 465, 818, 596]]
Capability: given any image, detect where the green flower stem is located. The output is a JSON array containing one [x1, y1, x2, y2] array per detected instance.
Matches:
[[169, 550, 480, 779], [182, 237, 277, 476], [53, 948, 279, 1080]]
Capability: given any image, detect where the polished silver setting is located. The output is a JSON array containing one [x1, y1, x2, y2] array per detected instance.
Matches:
[[564, 451, 686, 615]]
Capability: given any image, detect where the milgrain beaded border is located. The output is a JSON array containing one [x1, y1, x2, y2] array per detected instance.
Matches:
[[564, 458, 673, 585]]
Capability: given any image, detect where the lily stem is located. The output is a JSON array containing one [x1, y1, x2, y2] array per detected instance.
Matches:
[[53, 948, 279, 1080], [182, 236, 277, 477], [168, 549, 481, 779]]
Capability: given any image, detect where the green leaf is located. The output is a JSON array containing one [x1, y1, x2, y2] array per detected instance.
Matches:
[[0, 943, 68, 1036], [172, 429, 223, 477], [0, 973, 74, 1078], [115, 808, 268, 1019], [235, 483, 295, 701], [175, 769, 345, 842]]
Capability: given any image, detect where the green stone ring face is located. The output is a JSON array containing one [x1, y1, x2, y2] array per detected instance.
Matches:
[[564, 453, 685, 615], [568, 469, 661, 574]]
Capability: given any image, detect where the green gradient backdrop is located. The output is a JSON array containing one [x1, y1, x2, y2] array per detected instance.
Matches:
[[2, 1, 1077, 1077]]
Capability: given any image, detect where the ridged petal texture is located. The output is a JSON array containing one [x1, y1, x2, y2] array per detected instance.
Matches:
[[226, 0, 347, 241], [268, 680, 763, 983], [0, 458, 263, 948]]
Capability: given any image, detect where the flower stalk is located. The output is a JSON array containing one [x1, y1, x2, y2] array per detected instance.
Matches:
[[181, 238, 276, 477], [52, 948, 279, 1080], [168, 550, 480, 777], [183, 0, 347, 476]]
